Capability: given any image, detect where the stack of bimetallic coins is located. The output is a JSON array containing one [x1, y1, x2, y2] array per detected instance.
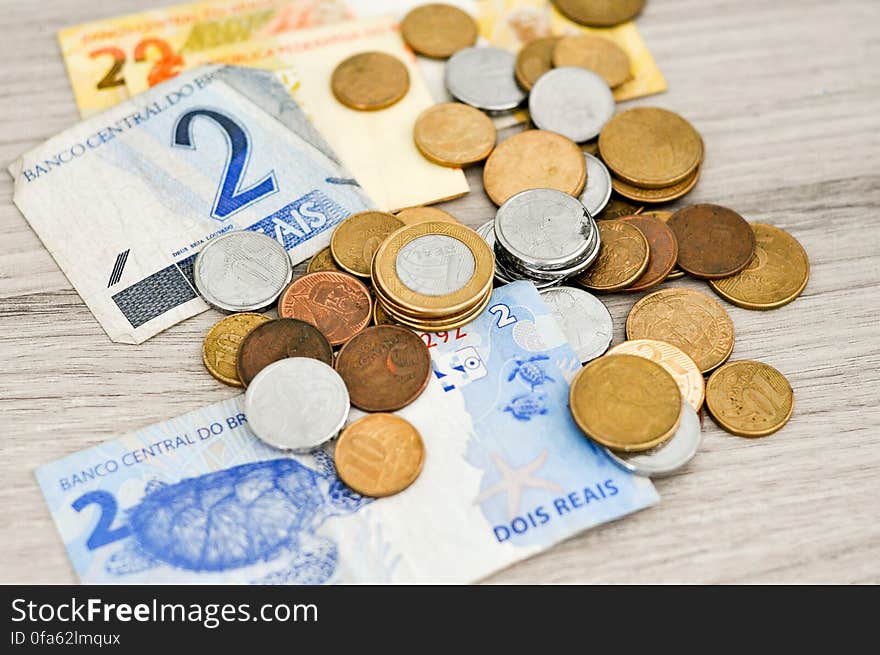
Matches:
[[370, 220, 495, 331], [477, 188, 600, 288]]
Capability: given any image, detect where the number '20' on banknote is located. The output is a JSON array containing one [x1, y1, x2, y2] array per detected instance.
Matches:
[[10, 65, 372, 344], [36, 281, 657, 584]]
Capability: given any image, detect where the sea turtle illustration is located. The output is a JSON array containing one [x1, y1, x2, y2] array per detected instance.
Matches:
[[504, 393, 549, 421], [507, 355, 554, 389], [105, 450, 370, 584]]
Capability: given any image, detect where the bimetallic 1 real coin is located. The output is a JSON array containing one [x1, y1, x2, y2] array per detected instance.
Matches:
[[495, 188, 594, 270], [577, 220, 649, 291], [708, 223, 810, 310], [401, 3, 478, 59], [626, 288, 735, 374], [236, 318, 333, 387], [202, 313, 271, 387], [331, 51, 410, 111], [541, 287, 612, 362], [706, 360, 794, 437], [608, 339, 705, 411], [570, 354, 683, 452], [194, 231, 292, 313], [579, 153, 612, 217], [335, 414, 426, 497], [483, 129, 586, 206], [445, 47, 527, 113], [551, 34, 631, 88], [668, 204, 756, 279], [244, 358, 350, 451], [414, 102, 497, 167], [528, 67, 615, 143], [605, 401, 701, 477]]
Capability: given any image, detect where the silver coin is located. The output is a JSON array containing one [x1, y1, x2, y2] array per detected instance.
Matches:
[[194, 230, 292, 313], [541, 286, 612, 362], [528, 67, 614, 143], [495, 189, 593, 269], [477, 221, 559, 288], [605, 401, 702, 478], [445, 47, 526, 112], [395, 234, 475, 296], [244, 358, 350, 452], [579, 153, 612, 216]]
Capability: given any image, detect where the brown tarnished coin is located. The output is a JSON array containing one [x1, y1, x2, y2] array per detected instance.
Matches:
[[668, 204, 756, 279], [202, 313, 271, 387], [708, 223, 810, 310], [331, 52, 410, 111], [608, 339, 705, 411], [395, 206, 459, 226], [570, 354, 682, 452], [646, 210, 684, 278], [330, 211, 404, 277], [599, 107, 703, 188], [515, 36, 560, 90], [619, 215, 679, 291], [626, 288, 735, 374], [577, 220, 649, 292], [552, 34, 631, 88], [706, 360, 794, 437], [335, 325, 432, 412], [611, 165, 702, 204], [335, 414, 426, 497], [278, 271, 372, 346], [307, 247, 341, 274], [235, 318, 333, 387], [552, 0, 646, 27], [483, 129, 586, 206], [414, 102, 496, 167], [401, 3, 478, 59], [598, 196, 643, 220]]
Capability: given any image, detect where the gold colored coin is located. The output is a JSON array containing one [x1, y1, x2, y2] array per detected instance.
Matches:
[[708, 223, 810, 310], [414, 102, 496, 167], [483, 130, 586, 206], [395, 205, 459, 226], [335, 414, 426, 497], [330, 211, 404, 277], [372, 299, 397, 326], [611, 165, 701, 204], [307, 247, 341, 274], [570, 354, 682, 452], [201, 313, 271, 387], [515, 36, 560, 90], [376, 285, 493, 332], [706, 360, 794, 437], [401, 3, 478, 59], [577, 220, 649, 291], [372, 221, 494, 318], [552, 34, 631, 88], [608, 339, 705, 411], [552, 0, 646, 27], [626, 288, 735, 374], [598, 196, 643, 220], [599, 107, 703, 188], [331, 51, 410, 111]]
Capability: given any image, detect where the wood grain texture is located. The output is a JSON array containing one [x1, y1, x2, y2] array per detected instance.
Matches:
[[1, 0, 878, 584]]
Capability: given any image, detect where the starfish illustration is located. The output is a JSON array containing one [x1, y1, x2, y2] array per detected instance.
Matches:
[[474, 450, 563, 520]]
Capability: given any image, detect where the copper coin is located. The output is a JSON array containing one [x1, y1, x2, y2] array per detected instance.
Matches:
[[236, 318, 333, 387], [335, 325, 432, 412], [515, 36, 560, 91], [278, 271, 372, 346], [334, 414, 426, 497], [667, 204, 756, 279], [331, 51, 410, 111], [620, 215, 679, 291], [401, 3, 478, 59], [552, 0, 646, 27], [646, 210, 684, 278], [552, 34, 631, 88]]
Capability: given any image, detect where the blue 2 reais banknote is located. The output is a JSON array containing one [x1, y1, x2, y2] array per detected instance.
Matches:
[[36, 282, 658, 583]]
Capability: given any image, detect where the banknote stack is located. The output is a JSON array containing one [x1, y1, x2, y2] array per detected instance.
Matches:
[[12, 0, 810, 585]]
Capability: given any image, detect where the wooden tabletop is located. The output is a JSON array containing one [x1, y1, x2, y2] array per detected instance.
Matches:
[[1, 0, 878, 584]]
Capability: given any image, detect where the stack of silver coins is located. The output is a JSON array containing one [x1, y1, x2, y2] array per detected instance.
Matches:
[[477, 188, 600, 288]]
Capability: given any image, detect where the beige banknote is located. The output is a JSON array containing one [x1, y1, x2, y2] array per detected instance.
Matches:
[[59, 0, 356, 117], [128, 16, 468, 212]]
